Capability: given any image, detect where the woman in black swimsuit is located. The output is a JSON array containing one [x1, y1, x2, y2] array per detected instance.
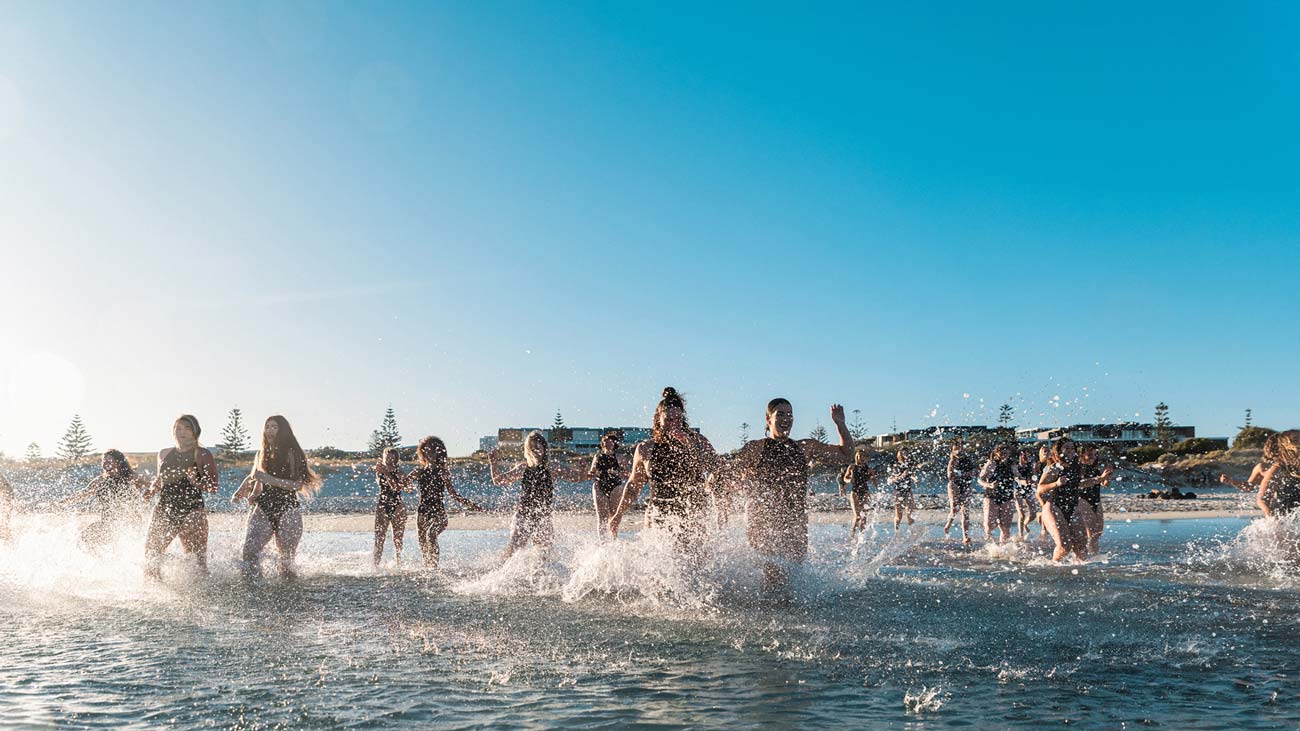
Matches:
[[1013, 448, 1040, 541], [1037, 437, 1089, 562], [978, 443, 1019, 545], [886, 450, 919, 531], [234, 415, 319, 577], [58, 449, 149, 551], [841, 447, 880, 542], [609, 388, 720, 570], [409, 436, 482, 567], [372, 447, 409, 566], [586, 430, 626, 541], [944, 441, 979, 544], [143, 415, 218, 579], [732, 400, 852, 592], [489, 431, 584, 560], [1077, 444, 1114, 555], [1258, 430, 1300, 519]]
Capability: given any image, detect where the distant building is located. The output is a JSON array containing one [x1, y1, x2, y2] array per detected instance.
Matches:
[[1017, 423, 1195, 446], [478, 435, 498, 453], [496, 426, 661, 454]]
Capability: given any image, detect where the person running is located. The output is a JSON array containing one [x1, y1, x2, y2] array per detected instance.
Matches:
[[233, 415, 320, 577], [1257, 430, 1300, 518], [1013, 448, 1040, 541], [731, 400, 853, 593], [978, 443, 1019, 545], [586, 430, 627, 541], [143, 415, 218, 579], [944, 440, 979, 544], [1077, 444, 1114, 555], [1220, 434, 1280, 493], [1037, 437, 1089, 562], [370, 447, 409, 566], [57, 449, 150, 551], [489, 431, 585, 560], [610, 388, 720, 569], [841, 446, 880, 542], [886, 450, 919, 530], [409, 436, 482, 567]]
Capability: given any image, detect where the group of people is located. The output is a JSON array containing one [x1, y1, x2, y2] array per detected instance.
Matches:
[[5, 397, 1299, 584]]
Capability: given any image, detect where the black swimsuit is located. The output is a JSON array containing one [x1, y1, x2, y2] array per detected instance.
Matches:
[[950, 454, 977, 498], [96, 475, 137, 523], [1270, 469, 1300, 515], [1081, 464, 1103, 510], [1046, 462, 1082, 522], [412, 466, 446, 518], [985, 459, 1017, 505], [376, 471, 405, 517], [747, 438, 809, 563], [646, 440, 706, 519], [847, 463, 875, 500], [157, 450, 206, 522], [593, 452, 623, 496]]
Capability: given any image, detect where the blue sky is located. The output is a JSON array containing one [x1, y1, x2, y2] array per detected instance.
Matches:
[[1, 1, 1297, 457]]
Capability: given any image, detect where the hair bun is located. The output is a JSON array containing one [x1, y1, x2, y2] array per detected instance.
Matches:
[[662, 387, 678, 399]]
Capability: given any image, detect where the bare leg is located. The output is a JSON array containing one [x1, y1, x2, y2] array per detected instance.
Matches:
[[983, 498, 996, 543], [943, 485, 958, 537], [241, 506, 276, 573], [143, 505, 183, 579], [417, 510, 447, 567], [593, 488, 614, 542], [849, 493, 863, 542], [391, 505, 407, 564], [1041, 504, 1069, 562], [272, 509, 303, 576], [373, 507, 391, 566]]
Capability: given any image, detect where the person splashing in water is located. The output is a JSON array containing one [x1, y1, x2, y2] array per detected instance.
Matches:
[[1037, 437, 1093, 562], [944, 440, 979, 545], [233, 415, 320, 578], [586, 430, 627, 542], [57, 449, 150, 552], [143, 414, 218, 579], [409, 436, 482, 568], [1013, 448, 1040, 541], [978, 443, 1019, 545], [1257, 430, 1300, 519], [490, 431, 585, 561], [885, 449, 919, 531], [609, 388, 720, 571], [370, 447, 409, 566], [731, 400, 853, 594], [841, 446, 880, 543], [1077, 444, 1114, 555], [0, 469, 13, 545]]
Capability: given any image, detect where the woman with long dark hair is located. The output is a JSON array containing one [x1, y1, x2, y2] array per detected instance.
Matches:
[[586, 430, 627, 541], [409, 436, 482, 567], [609, 388, 720, 568], [1037, 437, 1091, 562], [57, 449, 150, 550], [978, 443, 1019, 545], [1013, 448, 1040, 541], [143, 415, 218, 579], [731, 399, 852, 592], [1258, 430, 1300, 518], [233, 415, 320, 577]]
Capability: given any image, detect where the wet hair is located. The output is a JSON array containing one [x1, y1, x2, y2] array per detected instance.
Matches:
[[1262, 434, 1280, 464], [102, 449, 134, 481], [523, 430, 549, 467], [382, 447, 399, 465], [1277, 430, 1300, 470], [991, 443, 1012, 460], [854, 445, 870, 460], [417, 436, 452, 492], [260, 415, 321, 495], [766, 397, 792, 417], [653, 387, 689, 441]]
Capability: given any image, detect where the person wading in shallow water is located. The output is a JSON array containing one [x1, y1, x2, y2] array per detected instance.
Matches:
[[370, 447, 409, 566], [944, 440, 979, 544], [978, 443, 1020, 545], [233, 415, 320, 578], [585, 430, 628, 542], [1077, 443, 1114, 555], [1013, 448, 1040, 541], [1257, 430, 1300, 519], [841, 446, 880, 543], [56, 449, 150, 551], [489, 431, 586, 561], [143, 414, 218, 579], [1220, 434, 1280, 494], [730, 400, 853, 594], [609, 388, 720, 571], [408, 436, 482, 568]]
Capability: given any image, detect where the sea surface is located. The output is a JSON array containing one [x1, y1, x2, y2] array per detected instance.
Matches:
[[2, 512, 1299, 730]]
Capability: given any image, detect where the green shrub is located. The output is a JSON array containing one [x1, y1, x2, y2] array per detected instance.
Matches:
[[1170, 438, 1228, 455], [1232, 426, 1278, 450], [1125, 444, 1166, 464]]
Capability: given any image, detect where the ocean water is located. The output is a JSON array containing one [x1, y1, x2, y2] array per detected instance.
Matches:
[[1, 513, 1298, 730]]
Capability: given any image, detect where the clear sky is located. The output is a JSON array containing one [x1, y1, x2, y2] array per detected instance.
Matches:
[[1, 1, 1297, 457]]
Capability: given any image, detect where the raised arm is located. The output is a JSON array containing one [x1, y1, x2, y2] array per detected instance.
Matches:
[[798, 405, 854, 461], [487, 449, 525, 486], [977, 459, 997, 490]]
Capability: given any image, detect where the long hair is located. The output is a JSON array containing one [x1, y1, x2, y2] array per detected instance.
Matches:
[[652, 387, 688, 441], [523, 431, 549, 467], [1263, 434, 1281, 464], [1277, 430, 1300, 471], [102, 449, 134, 481], [259, 415, 321, 495], [1050, 437, 1076, 465], [418, 436, 452, 489]]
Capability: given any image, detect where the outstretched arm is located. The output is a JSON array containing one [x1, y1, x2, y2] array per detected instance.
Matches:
[[55, 479, 100, 510], [487, 449, 525, 486], [798, 405, 854, 461], [447, 480, 484, 512]]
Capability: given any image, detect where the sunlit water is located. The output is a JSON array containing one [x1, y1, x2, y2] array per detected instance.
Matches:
[[2, 512, 1298, 729]]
